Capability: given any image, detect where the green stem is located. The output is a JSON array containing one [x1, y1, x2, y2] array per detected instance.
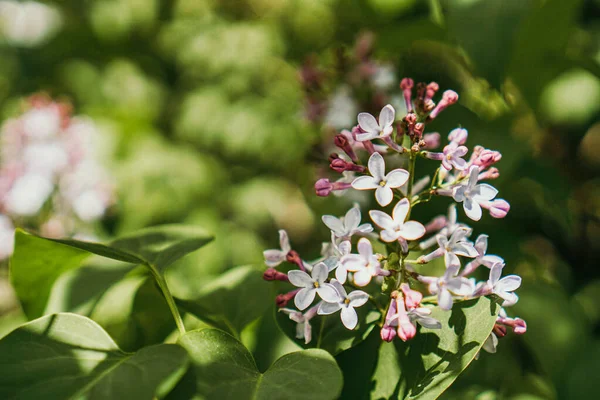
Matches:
[[147, 263, 186, 336]]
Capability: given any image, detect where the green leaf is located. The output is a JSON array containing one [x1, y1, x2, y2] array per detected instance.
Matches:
[[10, 225, 213, 319], [276, 300, 380, 355], [174, 328, 343, 400], [176, 265, 272, 337], [0, 313, 188, 400]]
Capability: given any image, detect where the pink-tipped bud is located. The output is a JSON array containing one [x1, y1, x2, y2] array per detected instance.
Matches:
[[330, 158, 365, 173], [404, 112, 417, 126], [493, 323, 508, 338], [397, 316, 417, 342], [413, 123, 425, 140], [286, 250, 306, 271], [263, 268, 289, 282], [315, 179, 333, 197], [448, 128, 468, 145], [425, 215, 447, 233], [422, 132, 441, 149], [425, 82, 439, 101], [473, 149, 502, 169], [276, 289, 299, 308], [484, 199, 510, 218], [478, 167, 500, 181], [380, 325, 397, 342], [512, 318, 527, 334], [423, 151, 444, 161], [428, 90, 459, 120], [400, 283, 422, 309], [334, 133, 359, 162], [400, 78, 414, 112]]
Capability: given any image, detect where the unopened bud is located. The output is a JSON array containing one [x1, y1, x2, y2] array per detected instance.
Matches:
[[448, 128, 468, 145], [422, 132, 441, 149], [380, 325, 397, 342], [334, 133, 359, 162], [478, 167, 500, 181], [400, 283, 422, 309], [413, 123, 425, 140], [263, 268, 289, 282], [425, 82, 439, 101], [400, 78, 414, 112], [428, 90, 459, 120], [487, 199, 510, 218], [473, 149, 502, 169], [493, 324, 508, 338], [315, 178, 333, 196], [425, 215, 447, 233]]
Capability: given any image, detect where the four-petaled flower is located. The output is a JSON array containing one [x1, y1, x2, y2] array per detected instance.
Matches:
[[453, 166, 499, 221], [352, 152, 409, 206], [369, 198, 426, 242], [263, 229, 291, 267], [441, 141, 468, 171], [461, 234, 504, 276], [341, 238, 388, 287], [428, 265, 474, 310], [420, 227, 477, 268], [488, 263, 521, 306], [279, 305, 319, 344], [356, 104, 395, 141], [318, 279, 369, 329], [288, 262, 339, 310], [322, 206, 373, 239]]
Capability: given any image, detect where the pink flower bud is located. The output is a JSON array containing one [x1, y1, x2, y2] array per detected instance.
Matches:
[[423, 151, 444, 161], [330, 158, 365, 173], [425, 82, 439, 102], [380, 325, 397, 342], [400, 78, 414, 112], [478, 167, 500, 181], [397, 315, 417, 342], [493, 323, 508, 338], [428, 90, 459, 120], [422, 132, 441, 149], [448, 128, 468, 145], [400, 283, 422, 309], [263, 268, 289, 282], [404, 112, 417, 125], [413, 123, 425, 140], [483, 199, 510, 218], [286, 250, 306, 271], [334, 133, 358, 162], [315, 179, 333, 196], [512, 318, 527, 334], [276, 289, 300, 308], [473, 149, 502, 169], [425, 215, 447, 233]]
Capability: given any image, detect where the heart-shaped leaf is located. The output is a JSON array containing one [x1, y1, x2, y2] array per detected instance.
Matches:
[[176, 265, 272, 337], [276, 300, 380, 355], [0, 313, 188, 400], [172, 328, 343, 400], [10, 225, 213, 319]]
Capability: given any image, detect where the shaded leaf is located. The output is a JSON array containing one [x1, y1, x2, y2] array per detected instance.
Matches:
[[0, 313, 188, 400], [174, 328, 343, 400], [176, 265, 272, 337]]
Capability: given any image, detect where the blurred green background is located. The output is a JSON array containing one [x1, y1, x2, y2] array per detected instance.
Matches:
[[1, 0, 600, 399]]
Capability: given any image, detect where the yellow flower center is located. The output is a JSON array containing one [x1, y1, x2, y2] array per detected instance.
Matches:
[[379, 180, 387, 187], [313, 281, 320, 288]]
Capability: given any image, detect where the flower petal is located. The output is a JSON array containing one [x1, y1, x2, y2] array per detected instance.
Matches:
[[335, 263, 348, 283], [452, 185, 467, 202], [317, 284, 341, 303], [379, 104, 395, 127], [341, 255, 366, 272], [288, 270, 313, 287], [446, 277, 474, 296], [352, 176, 378, 190], [318, 301, 342, 315], [392, 198, 410, 222], [463, 198, 482, 221], [368, 152, 386, 181], [369, 210, 395, 230], [415, 315, 442, 329], [344, 207, 361, 232], [482, 333, 498, 353], [358, 112, 379, 133], [353, 269, 372, 286], [357, 237, 373, 259], [312, 262, 329, 283], [385, 169, 410, 188], [500, 292, 519, 307], [438, 289, 453, 310], [278, 229, 291, 253], [444, 252, 461, 269], [496, 275, 521, 292], [380, 229, 401, 243], [340, 306, 359, 329], [375, 186, 394, 206], [474, 183, 498, 201], [348, 290, 369, 307], [399, 221, 426, 241], [322, 215, 346, 237], [488, 263, 503, 285], [356, 131, 378, 142], [330, 279, 347, 298], [356, 223, 373, 234], [264, 250, 285, 267], [303, 321, 312, 344], [468, 166, 480, 189], [475, 234, 488, 255], [294, 288, 316, 310]]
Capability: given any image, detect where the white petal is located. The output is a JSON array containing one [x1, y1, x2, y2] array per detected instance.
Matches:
[[399, 221, 426, 241], [448, 204, 457, 225], [341, 255, 366, 272], [335, 263, 348, 283], [379, 104, 395, 128], [330, 279, 347, 298], [358, 112, 379, 133], [463, 198, 482, 221], [416, 315, 442, 329], [380, 229, 402, 243], [312, 262, 329, 283], [481, 255, 504, 268], [340, 306, 359, 329], [488, 263, 502, 285], [444, 252, 461, 269], [468, 166, 480, 189], [279, 230, 291, 253], [337, 241, 351, 256], [447, 277, 474, 296], [322, 215, 346, 237], [500, 292, 519, 307], [264, 250, 285, 267], [496, 275, 521, 292], [356, 131, 378, 142], [385, 169, 410, 188], [375, 186, 394, 206], [482, 333, 498, 353], [356, 223, 373, 234], [453, 243, 479, 258], [294, 288, 316, 310], [348, 290, 369, 307], [303, 321, 312, 344], [344, 207, 361, 231], [452, 185, 467, 202], [436, 235, 449, 249], [392, 198, 410, 223], [475, 234, 489, 255], [474, 184, 498, 201], [369, 210, 395, 230], [288, 270, 314, 287], [438, 289, 453, 310], [317, 284, 341, 303], [357, 237, 373, 259], [353, 269, 372, 286], [368, 152, 386, 181], [352, 176, 379, 190], [318, 301, 342, 315]]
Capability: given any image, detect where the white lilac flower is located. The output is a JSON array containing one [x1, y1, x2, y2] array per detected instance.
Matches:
[[352, 152, 409, 206], [341, 238, 388, 287], [419, 227, 477, 269], [288, 262, 339, 310], [317, 279, 369, 329], [461, 234, 504, 276], [407, 307, 442, 329], [428, 265, 474, 311], [369, 198, 426, 242], [279, 304, 319, 344], [320, 236, 352, 283], [356, 104, 395, 141], [441, 142, 468, 171], [453, 166, 499, 221], [322, 206, 373, 239], [488, 263, 521, 307], [263, 230, 291, 268]]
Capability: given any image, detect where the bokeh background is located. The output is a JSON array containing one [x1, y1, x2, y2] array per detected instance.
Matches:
[[1, 0, 599, 399]]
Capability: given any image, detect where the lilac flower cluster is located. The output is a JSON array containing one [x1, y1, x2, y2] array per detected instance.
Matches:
[[263, 80, 526, 353], [0, 95, 114, 260]]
